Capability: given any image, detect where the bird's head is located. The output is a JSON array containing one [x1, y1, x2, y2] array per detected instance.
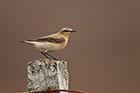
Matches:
[[59, 27, 76, 37]]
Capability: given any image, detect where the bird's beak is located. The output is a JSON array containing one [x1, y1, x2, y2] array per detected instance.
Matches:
[[70, 30, 76, 32]]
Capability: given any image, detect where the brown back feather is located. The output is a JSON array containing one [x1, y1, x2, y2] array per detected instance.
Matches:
[[35, 37, 65, 43]]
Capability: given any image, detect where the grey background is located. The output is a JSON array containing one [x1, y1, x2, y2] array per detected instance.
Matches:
[[0, 0, 140, 93]]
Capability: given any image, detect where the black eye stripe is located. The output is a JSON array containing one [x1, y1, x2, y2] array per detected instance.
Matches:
[[64, 30, 69, 32]]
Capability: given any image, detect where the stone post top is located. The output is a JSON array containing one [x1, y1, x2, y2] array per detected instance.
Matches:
[[27, 58, 68, 92]]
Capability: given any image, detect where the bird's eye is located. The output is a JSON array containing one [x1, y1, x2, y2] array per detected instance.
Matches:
[[64, 30, 68, 32]]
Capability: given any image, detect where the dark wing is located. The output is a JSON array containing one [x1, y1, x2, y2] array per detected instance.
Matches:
[[35, 37, 65, 43]]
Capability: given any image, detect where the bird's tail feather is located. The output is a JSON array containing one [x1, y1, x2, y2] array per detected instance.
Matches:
[[19, 40, 36, 44]]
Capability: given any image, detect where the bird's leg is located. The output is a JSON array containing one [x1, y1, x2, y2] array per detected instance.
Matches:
[[40, 51, 51, 59], [44, 52, 58, 60]]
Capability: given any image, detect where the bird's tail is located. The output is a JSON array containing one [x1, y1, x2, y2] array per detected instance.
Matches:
[[19, 40, 36, 44]]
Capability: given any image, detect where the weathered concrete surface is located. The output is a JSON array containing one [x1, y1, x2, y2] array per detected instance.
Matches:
[[27, 58, 68, 92]]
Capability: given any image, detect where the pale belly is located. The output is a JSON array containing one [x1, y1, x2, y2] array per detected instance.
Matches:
[[33, 42, 66, 52]]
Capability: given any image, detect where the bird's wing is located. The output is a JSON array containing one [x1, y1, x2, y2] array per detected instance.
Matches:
[[35, 37, 65, 43], [25, 33, 65, 43]]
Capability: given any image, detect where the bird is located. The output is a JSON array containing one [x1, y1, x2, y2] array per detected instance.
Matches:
[[19, 27, 76, 60]]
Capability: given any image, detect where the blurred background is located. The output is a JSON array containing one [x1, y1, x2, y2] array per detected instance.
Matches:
[[0, 0, 140, 93]]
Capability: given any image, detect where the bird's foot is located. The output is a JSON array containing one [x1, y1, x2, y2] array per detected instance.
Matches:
[[40, 51, 60, 61], [44, 52, 59, 61]]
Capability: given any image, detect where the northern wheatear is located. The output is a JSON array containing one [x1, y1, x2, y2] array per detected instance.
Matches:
[[20, 27, 76, 60]]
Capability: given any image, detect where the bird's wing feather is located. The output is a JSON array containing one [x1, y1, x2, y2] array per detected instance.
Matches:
[[25, 33, 65, 43], [35, 37, 65, 43]]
